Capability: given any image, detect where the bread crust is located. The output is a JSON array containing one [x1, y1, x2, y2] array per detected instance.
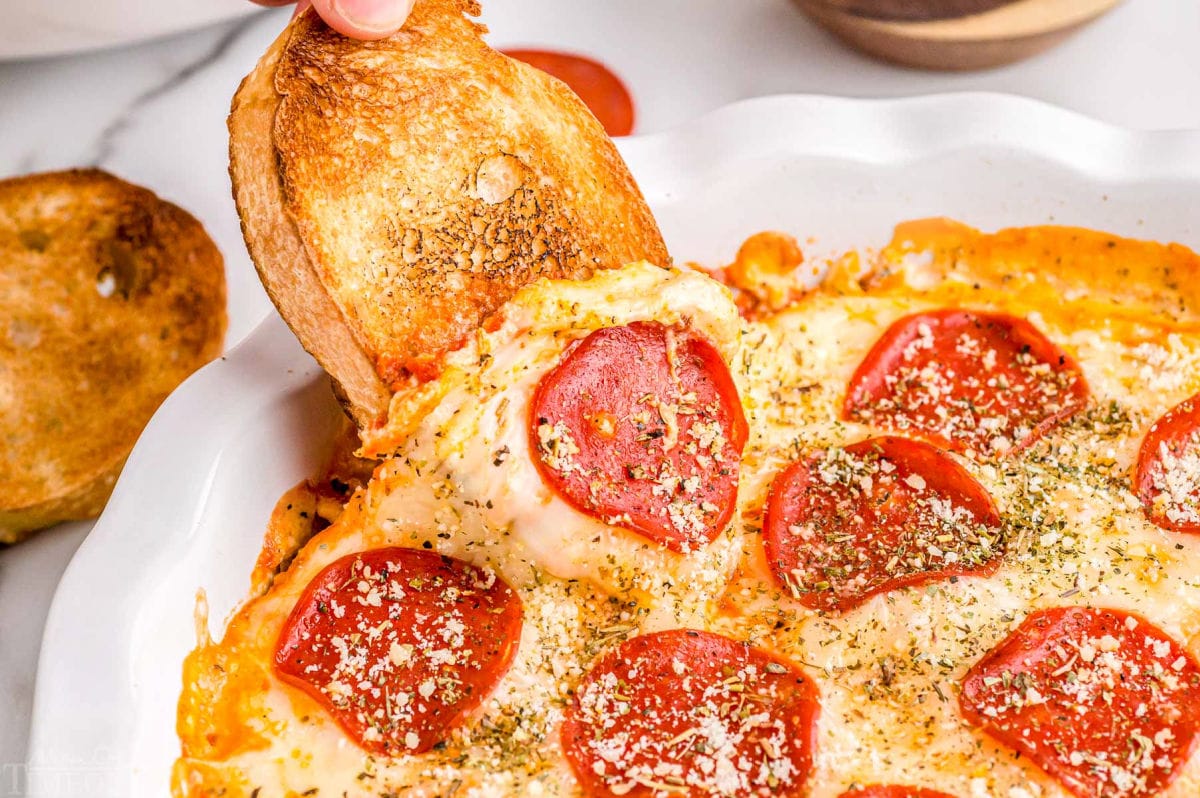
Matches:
[[0, 169, 226, 542], [229, 0, 668, 429]]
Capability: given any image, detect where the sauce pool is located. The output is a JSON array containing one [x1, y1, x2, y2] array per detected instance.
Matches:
[[502, 49, 635, 137]]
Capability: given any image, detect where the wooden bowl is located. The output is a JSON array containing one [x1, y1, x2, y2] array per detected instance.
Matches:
[[792, 0, 1122, 70]]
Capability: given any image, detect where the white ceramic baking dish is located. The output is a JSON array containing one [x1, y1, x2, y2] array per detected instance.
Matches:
[[26, 93, 1200, 797]]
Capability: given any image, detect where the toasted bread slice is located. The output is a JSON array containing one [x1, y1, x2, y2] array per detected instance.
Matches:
[[229, 0, 668, 430], [0, 169, 226, 543]]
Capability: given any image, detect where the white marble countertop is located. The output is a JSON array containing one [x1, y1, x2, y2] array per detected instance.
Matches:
[[2, 0, 1199, 782]]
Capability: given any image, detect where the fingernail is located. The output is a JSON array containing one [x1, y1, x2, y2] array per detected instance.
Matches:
[[332, 0, 413, 34]]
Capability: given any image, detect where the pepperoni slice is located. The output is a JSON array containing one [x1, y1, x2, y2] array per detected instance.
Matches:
[[844, 309, 1089, 457], [530, 321, 748, 553], [562, 629, 819, 797], [960, 607, 1200, 798], [1134, 392, 1200, 533], [762, 436, 1003, 613], [838, 787, 958, 798], [502, 49, 635, 137], [274, 547, 522, 756]]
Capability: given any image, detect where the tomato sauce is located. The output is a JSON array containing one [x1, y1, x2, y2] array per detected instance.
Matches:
[[502, 49, 635, 137]]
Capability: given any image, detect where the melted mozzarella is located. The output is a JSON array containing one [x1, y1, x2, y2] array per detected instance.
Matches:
[[723, 293, 1200, 798], [176, 263, 754, 797], [178, 245, 1200, 798], [363, 262, 746, 629]]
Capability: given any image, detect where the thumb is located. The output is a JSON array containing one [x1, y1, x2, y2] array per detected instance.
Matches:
[[309, 0, 415, 40]]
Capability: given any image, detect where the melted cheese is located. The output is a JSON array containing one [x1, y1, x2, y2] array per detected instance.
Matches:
[[721, 293, 1200, 798], [176, 228, 1200, 798], [363, 263, 747, 628]]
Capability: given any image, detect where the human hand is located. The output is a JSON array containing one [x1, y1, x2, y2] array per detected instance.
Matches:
[[254, 0, 415, 40]]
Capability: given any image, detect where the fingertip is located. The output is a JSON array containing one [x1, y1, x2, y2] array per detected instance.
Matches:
[[310, 0, 414, 40]]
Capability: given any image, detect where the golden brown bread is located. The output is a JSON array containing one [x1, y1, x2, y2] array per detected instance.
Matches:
[[229, 0, 668, 431], [0, 169, 226, 543]]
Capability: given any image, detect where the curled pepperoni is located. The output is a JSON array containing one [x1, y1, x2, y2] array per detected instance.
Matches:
[[763, 436, 1002, 613], [838, 788, 957, 798], [502, 49, 635, 137], [844, 309, 1089, 457], [562, 629, 819, 798], [960, 607, 1200, 798], [1134, 392, 1200, 533], [530, 321, 748, 553], [274, 548, 522, 756]]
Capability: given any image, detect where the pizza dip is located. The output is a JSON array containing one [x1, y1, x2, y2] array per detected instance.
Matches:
[[174, 220, 1200, 798]]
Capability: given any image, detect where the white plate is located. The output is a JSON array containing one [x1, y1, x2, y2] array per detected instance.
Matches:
[[0, 0, 256, 61], [26, 93, 1200, 797]]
